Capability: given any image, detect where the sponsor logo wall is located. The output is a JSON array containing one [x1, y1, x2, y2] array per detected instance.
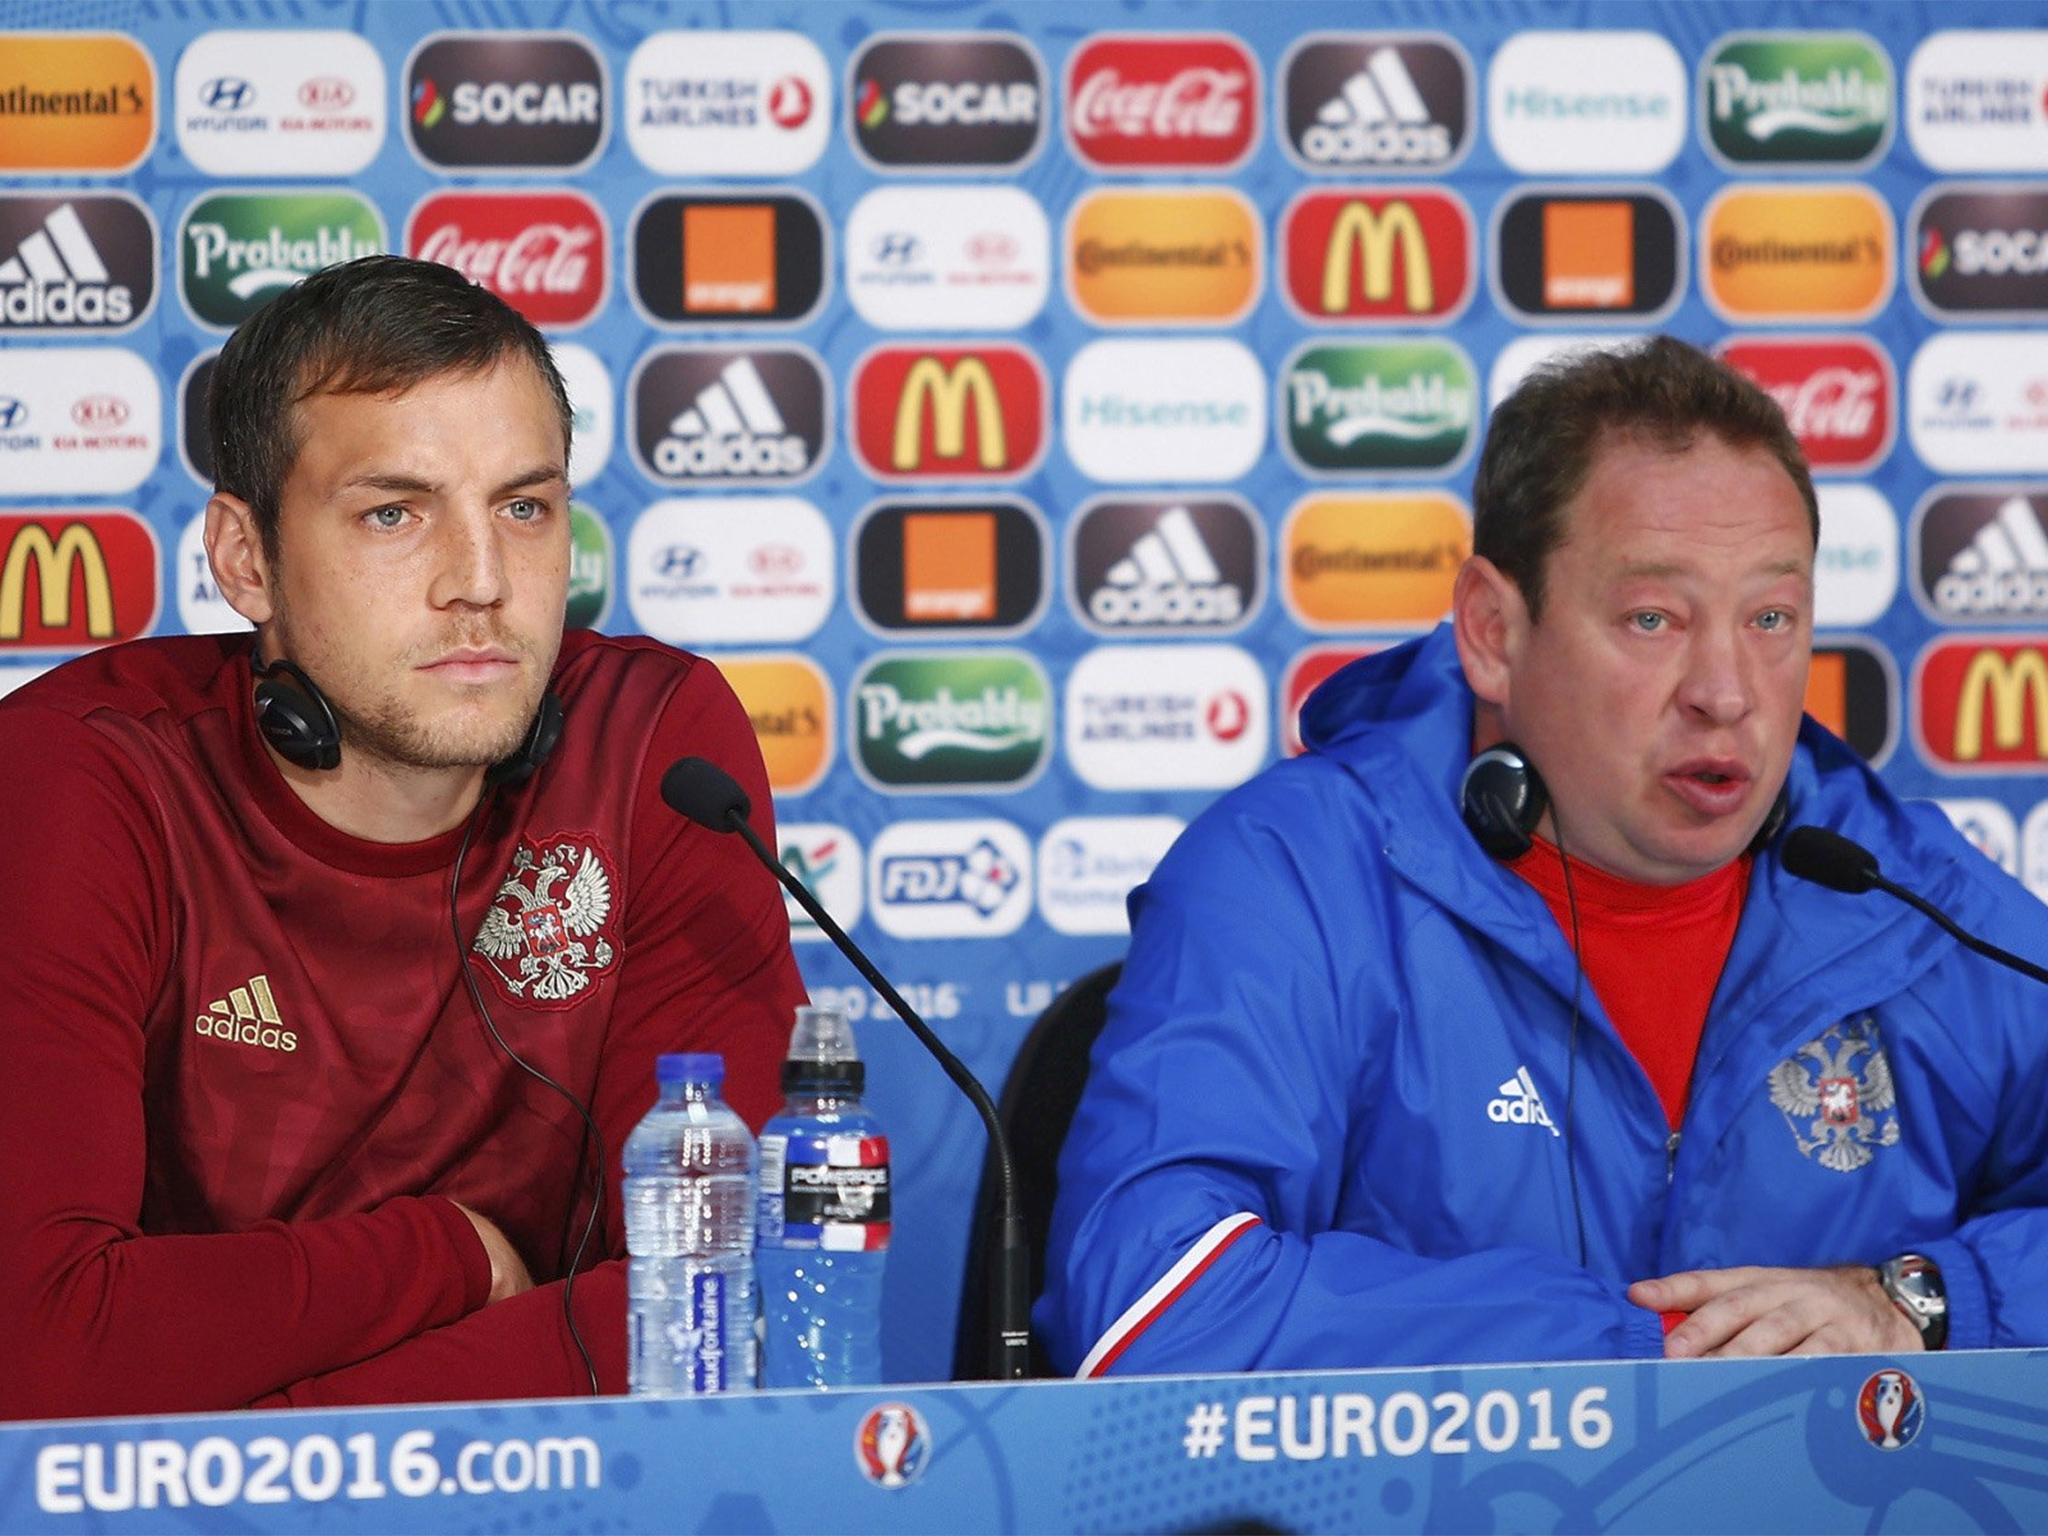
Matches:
[[3, 2, 2040, 1388]]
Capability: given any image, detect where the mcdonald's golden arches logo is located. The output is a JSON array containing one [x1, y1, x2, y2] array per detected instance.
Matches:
[[0, 512, 158, 650], [1915, 637, 2048, 770], [850, 345, 1048, 482], [1281, 189, 1473, 323]]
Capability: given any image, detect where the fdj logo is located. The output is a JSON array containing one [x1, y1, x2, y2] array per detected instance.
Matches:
[[879, 839, 1020, 915]]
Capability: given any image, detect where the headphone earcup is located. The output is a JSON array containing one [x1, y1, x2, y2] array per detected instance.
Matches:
[[1748, 779, 1792, 856], [252, 661, 342, 771], [1460, 743, 1547, 862], [485, 691, 565, 788]]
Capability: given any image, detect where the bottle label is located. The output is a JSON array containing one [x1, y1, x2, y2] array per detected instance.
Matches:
[[691, 1269, 731, 1393], [769, 1131, 891, 1252]]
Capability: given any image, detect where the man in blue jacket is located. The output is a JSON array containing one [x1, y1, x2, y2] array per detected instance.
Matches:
[[1040, 336, 2048, 1377]]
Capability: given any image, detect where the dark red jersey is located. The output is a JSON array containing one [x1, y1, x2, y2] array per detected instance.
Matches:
[[0, 631, 805, 1418]]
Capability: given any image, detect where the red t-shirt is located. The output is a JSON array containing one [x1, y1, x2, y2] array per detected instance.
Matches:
[[1507, 837, 1750, 1130], [0, 631, 806, 1419]]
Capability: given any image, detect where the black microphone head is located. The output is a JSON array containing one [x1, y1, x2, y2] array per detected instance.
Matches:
[[660, 756, 751, 832], [1782, 825, 1880, 895]]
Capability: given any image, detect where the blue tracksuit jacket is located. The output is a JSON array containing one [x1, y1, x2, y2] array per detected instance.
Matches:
[[1038, 625, 2048, 1376]]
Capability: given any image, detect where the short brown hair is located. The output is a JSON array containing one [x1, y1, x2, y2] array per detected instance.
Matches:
[[209, 254, 573, 561], [1472, 336, 1817, 619]]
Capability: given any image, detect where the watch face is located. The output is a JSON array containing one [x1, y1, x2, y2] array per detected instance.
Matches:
[[1883, 1255, 1947, 1344]]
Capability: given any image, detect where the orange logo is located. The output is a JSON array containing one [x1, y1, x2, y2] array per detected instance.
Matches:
[[682, 204, 777, 315], [1282, 494, 1469, 631], [0, 34, 156, 172], [903, 512, 996, 622], [1703, 186, 1892, 321], [1067, 188, 1259, 324], [1804, 651, 1852, 739], [721, 654, 831, 794], [1543, 201, 1634, 310]]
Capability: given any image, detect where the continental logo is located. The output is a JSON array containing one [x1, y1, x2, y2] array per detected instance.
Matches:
[[1066, 188, 1259, 325], [193, 974, 298, 1054], [1281, 190, 1473, 323], [1702, 185, 1892, 322], [721, 653, 831, 795], [1917, 638, 2048, 770], [0, 512, 157, 651], [851, 346, 1047, 482], [0, 32, 156, 172], [1281, 493, 1469, 631]]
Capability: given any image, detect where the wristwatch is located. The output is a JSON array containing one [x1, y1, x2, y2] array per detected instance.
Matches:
[[1876, 1253, 1948, 1351]]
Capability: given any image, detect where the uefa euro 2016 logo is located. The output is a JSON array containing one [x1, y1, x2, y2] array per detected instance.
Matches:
[[1857, 1368, 1927, 1451], [854, 1402, 931, 1489]]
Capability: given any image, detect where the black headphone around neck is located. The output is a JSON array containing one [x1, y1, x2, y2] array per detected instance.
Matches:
[[251, 648, 565, 788], [1458, 741, 1790, 864]]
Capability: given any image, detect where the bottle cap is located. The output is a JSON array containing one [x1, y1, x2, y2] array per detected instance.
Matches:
[[657, 1052, 724, 1086], [782, 1006, 863, 1093]]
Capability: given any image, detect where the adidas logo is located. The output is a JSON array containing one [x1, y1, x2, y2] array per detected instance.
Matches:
[[1090, 506, 1243, 627], [1934, 496, 2048, 617], [1302, 48, 1452, 167], [1486, 1065, 1558, 1136], [652, 355, 809, 479], [191, 973, 299, 1054], [0, 203, 136, 328]]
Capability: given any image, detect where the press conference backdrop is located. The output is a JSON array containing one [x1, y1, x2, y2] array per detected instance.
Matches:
[[1, 0, 2044, 1385]]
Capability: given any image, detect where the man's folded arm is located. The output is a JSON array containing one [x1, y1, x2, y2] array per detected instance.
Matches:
[[0, 706, 491, 1420], [1036, 791, 1664, 1377]]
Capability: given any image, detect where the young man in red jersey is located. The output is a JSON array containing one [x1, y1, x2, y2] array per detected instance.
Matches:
[[0, 256, 806, 1417]]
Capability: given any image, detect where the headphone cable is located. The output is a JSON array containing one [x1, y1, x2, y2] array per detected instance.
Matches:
[[1549, 815, 1592, 1271]]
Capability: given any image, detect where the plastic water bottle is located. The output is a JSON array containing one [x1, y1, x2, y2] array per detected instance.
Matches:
[[623, 1052, 758, 1395], [757, 1007, 890, 1388]]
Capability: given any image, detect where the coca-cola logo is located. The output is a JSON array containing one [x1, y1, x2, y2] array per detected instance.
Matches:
[[298, 76, 356, 110], [405, 190, 608, 329], [70, 394, 130, 429], [1065, 34, 1259, 169], [1719, 337, 1894, 474]]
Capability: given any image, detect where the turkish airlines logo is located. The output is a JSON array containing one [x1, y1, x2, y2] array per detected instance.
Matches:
[[630, 345, 829, 487], [1916, 637, 2048, 770], [406, 190, 606, 328], [1283, 190, 1472, 323], [1719, 337, 1894, 473], [1281, 35, 1471, 172], [1065, 34, 1258, 170], [851, 346, 1047, 482], [0, 512, 158, 651]]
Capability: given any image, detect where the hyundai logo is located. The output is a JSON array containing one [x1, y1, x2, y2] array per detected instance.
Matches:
[[0, 398, 26, 431], [1937, 378, 1981, 410], [199, 76, 256, 113], [872, 231, 922, 266], [655, 545, 705, 578]]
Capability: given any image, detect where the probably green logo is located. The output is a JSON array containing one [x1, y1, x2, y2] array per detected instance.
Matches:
[[1282, 341, 1475, 475], [566, 503, 611, 629], [1702, 34, 1891, 165], [180, 191, 384, 328], [852, 651, 1050, 790]]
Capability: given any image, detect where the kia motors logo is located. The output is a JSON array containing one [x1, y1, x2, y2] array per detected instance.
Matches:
[[1064, 644, 1269, 791], [1063, 339, 1265, 484], [630, 345, 828, 487], [1907, 31, 2048, 173], [851, 345, 1047, 482], [1065, 34, 1258, 170], [1718, 337, 1895, 473], [1913, 488, 2048, 622], [1070, 496, 1262, 637], [404, 32, 606, 171], [0, 194, 157, 336], [0, 33, 155, 174], [631, 190, 828, 327], [849, 33, 1045, 169], [0, 348, 160, 497], [69, 395, 127, 430], [1700, 32, 1893, 168], [852, 498, 1048, 637], [845, 186, 1048, 331], [1487, 31, 1686, 174], [1909, 331, 2048, 474], [1283, 493, 1470, 631], [851, 652, 1052, 793], [1492, 187, 1684, 323], [300, 77, 355, 110], [1916, 637, 2048, 770], [176, 32, 385, 178], [1808, 639, 1896, 766], [624, 30, 830, 176], [1282, 190, 1473, 323], [627, 497, 833, 646], [0, 511, 159, 652], [724, 655, 832, 795], [1912, 184, 2048, 318], [1281, 34, 1472, 172], [1702, 185, 1893, 323], [869, 819, 1033, 939], [1281, 339, 1477, 477], [407, 190, 606, 328], [1066, 188, 1260, 325]]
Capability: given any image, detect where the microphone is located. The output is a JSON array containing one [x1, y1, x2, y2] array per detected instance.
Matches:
[[1782, 825, 2048, 987], [660, 756, 1034, 1381]]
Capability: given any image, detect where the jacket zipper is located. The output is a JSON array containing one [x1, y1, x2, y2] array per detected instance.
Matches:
[[1665, 1130, 1681, 1186]]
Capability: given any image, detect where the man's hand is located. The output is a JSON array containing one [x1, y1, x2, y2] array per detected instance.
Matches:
[[1631, 1266, 1922, 1358], [451, 1203, 534, 1306]]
